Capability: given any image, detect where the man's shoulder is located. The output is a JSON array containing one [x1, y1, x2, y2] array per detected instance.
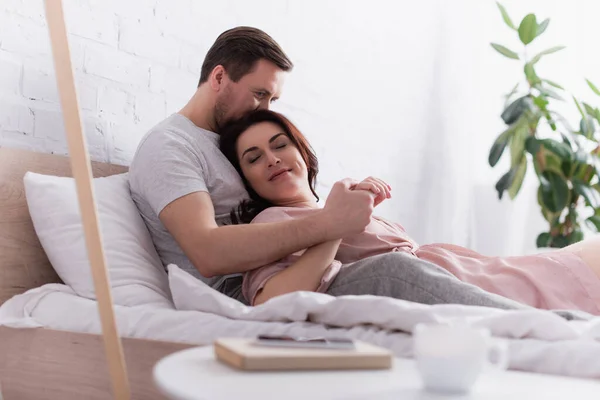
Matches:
[[135, 115, 199, 154], [130, 115, 215, 170], [128, 115, 205, 190]]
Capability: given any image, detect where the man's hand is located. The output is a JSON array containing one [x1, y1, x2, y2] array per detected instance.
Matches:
[[351, 176, 391, 207], [322, 178, 375, 239]]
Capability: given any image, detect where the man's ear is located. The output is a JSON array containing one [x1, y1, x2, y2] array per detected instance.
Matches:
[[209, 65, 227, 92]]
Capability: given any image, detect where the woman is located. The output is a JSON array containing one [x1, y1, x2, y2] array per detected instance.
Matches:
[[219, 110, 600, 313]]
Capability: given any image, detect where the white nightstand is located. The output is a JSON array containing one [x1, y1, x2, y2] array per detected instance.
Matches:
[[154, 346, 600, 400]]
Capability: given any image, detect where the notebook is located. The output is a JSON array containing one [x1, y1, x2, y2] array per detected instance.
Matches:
[[214, 337, 393, 371]]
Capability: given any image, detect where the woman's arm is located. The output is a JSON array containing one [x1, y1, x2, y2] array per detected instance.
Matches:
[[253, 239, 342, 306]]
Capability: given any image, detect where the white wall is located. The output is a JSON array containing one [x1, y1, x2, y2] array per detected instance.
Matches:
[[0, 0, 598, 255]]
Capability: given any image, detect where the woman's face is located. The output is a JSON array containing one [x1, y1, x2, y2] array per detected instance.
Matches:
[[236, 121, 314, 206]]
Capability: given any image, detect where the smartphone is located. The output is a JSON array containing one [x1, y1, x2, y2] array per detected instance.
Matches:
[[253, 335, 355, 350]]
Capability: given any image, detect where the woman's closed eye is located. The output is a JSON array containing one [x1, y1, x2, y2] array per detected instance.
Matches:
[[248, 154, 261, 164]]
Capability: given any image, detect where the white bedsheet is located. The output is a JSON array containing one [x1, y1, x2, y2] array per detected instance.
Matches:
[[2, 270, 600, 381]]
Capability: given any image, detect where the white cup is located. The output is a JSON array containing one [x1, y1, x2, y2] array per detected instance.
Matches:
[[413, 323, 508, 394]]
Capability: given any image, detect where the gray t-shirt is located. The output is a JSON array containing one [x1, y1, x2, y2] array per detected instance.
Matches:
[[129, 113, 248, 288]]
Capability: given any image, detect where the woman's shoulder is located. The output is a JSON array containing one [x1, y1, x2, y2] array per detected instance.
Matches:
[[251, 206, 319, 224]]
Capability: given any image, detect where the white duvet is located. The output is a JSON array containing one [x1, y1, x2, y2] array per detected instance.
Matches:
[[2, 264, 600, 380]]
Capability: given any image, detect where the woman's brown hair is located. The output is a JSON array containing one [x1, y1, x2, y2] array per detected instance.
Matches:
[[219, 110, 319, 224]]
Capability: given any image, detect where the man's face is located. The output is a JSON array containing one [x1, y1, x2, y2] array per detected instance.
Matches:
[[214, 59, 286, 130]]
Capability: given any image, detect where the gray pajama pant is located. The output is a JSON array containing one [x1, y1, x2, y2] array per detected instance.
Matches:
[[325, 252, 527, 309], [327, 253, 591, 320]]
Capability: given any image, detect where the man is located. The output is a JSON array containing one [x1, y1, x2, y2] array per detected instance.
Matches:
[[129, 26, 526, 310]]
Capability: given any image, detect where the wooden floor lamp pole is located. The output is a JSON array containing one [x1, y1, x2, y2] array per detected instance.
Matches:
[[43, 1, 131, 399]]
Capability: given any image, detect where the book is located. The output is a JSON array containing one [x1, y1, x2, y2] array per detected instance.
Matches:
[[214, 338, 393, 371]]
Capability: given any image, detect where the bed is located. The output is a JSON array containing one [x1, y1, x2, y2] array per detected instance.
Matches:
[[1, 146, 600, 399], [0, 146, 187, 399]]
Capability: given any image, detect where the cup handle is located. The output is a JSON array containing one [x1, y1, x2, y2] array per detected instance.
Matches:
[[487, 340, 509, 371]]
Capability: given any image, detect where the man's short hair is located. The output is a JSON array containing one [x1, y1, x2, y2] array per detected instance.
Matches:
[[198, 26, 293, 87]]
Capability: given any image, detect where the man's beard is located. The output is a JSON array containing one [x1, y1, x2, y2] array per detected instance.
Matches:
[[213, 88, 233, 132], [213, 99, 229, 132]]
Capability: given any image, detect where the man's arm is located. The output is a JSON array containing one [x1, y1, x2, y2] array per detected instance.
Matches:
[[159, 179, 374, 278]]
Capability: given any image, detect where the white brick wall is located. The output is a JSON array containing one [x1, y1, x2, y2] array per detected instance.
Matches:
[[83, 43, 151, 88], [0, 57, 22, 95], [22, 62, 58, 103], [64, 1, 119, 48], [0, 0, 439, 173], [0, 102, 34, 134]]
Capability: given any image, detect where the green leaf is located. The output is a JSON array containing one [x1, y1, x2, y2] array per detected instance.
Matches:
[[536, 232, 551, 247], [583, 103, 600, 125], [533, 96, 549, 110], [587, 79, 600, 96], [552, 234, 569, 248], [531, 46, 565, 64], [542, 79, 564, 90], [580, 117, 595, 139], [496, 2, 517, 30], [573, 179, 600, 208], [538, 190, 561, 223], [488, 128, 512, 167], [586, 215, 600, 232], [583, 102, 597, 116], [573, 149, 588, 165], [538, 200, 553, 223], [582, 104, 600, 127], [537, 18, 550, 37], [561, 157, 573, 178], [568, 228, 584, 245], [573, 160, 591, 181], [504, 82, 520, 107], [491, 43, 520, 60], [592, 108, 600, 125], [518, 14, 538, 45], [543, 150, 565, 176], [495, 168, 517, 199], [574, 96, 586, 119], [510, 123, 528, 166], [561, 133, 575, 150], [541, 139, 572, 160], [525, 136, 541, 155], [593, 155, 600, 177], [533, 99, 556, 130], [539, 171, 569, 212], [539, 87, 564, 101], [508, 156, 528, 199], [574, 96, 594, 136], [524, 63, 541, 85], [502, 97, 530, 125]]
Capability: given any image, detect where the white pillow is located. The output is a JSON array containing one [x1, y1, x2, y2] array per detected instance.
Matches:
[[23, 171, 173, 308], [168, 264, 249, 316]]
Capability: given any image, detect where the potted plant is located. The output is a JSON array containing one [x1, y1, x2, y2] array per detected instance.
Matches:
[[489, 2, 600, 248]]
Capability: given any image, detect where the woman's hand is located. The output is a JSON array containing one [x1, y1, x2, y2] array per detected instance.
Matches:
[[351, 176, 391, 207]]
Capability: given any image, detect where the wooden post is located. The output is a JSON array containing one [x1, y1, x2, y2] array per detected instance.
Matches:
[[43, 1, 131, 399]]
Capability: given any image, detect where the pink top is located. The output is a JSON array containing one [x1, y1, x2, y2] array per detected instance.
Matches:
[[243, 207, 600, 314]]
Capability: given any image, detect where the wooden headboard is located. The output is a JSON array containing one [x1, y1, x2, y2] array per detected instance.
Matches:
[[0, 147, 128, 304]]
